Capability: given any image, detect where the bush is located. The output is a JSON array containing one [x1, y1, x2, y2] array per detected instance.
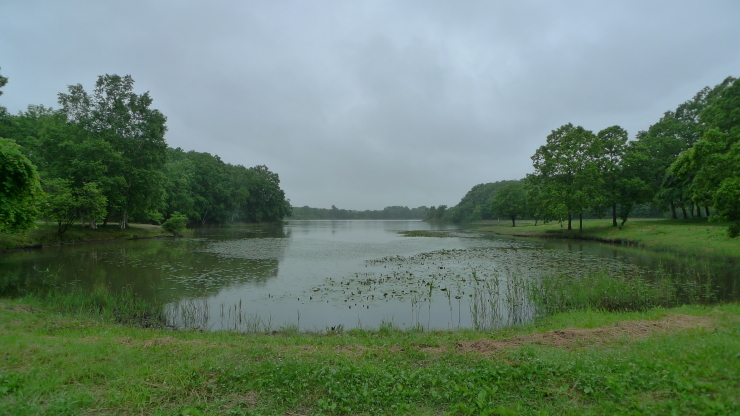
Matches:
[[162, 212, 188, 235], [728, 222, 740, 238]]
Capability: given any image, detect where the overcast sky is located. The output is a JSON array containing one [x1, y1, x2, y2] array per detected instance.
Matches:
[[2, 1, 738, 210]]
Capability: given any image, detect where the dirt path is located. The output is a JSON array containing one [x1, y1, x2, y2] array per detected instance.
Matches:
[[454, 314, 713, 354]]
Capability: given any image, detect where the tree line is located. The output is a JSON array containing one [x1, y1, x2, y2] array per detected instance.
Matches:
[[428, 76, 740, 236], [289, 205, 429, 220], [0, 72, 291, 237]]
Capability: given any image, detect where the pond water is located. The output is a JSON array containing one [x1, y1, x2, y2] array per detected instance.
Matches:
[[1, 220, 737, 331]]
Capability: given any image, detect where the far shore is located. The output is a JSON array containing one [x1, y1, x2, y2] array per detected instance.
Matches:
[[474, 217, 740, 259]]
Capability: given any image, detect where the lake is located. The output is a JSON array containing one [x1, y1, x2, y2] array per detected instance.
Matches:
[[1, 220, 737, 331]]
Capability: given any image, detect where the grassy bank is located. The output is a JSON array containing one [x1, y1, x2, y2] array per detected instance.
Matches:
[[477, 218, 740, 258], [1, 299, 738, 415], [0, 222, 173, 252]]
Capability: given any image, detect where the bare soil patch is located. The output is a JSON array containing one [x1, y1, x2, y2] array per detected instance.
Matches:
[[455, 314, 713, 354]]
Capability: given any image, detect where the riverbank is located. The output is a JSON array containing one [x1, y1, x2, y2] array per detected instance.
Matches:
[[477, 218, 740, 258], [0, 223, 174, 252], [1, 299, 738, 415]]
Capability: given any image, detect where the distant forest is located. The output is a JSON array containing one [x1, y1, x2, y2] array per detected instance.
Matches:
[[0, 73, 291, 236], [427, 75, 740, 236], [289, 205, 428, 220]]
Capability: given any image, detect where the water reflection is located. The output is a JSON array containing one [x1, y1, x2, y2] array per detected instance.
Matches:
[[1, 220, 737, 331]]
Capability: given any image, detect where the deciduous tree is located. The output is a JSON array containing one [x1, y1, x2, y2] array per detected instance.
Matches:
[[0, 138, 41, 232]]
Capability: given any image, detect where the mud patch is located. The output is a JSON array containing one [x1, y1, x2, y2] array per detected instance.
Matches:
[[455, 314, 713, 354], [1, 302, 37, 313], [333, 344, 370, 354], [142, 336, 185, 347]]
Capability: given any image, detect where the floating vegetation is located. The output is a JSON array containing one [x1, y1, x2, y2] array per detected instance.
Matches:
[[303, 245, 643, 305]]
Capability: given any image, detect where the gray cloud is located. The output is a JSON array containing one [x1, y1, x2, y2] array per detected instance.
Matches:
[[2, 0, 739, 209]]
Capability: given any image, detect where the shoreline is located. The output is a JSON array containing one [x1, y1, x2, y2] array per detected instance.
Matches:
[[0, 223, 174, 253], [472, 218, 740, 259]]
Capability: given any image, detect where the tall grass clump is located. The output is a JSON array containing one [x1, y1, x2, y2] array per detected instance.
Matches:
[[529, 269, 718, 317], [25, 286, 169, 328], [469, 267, 721, 329], [1, 267, 168, 328]]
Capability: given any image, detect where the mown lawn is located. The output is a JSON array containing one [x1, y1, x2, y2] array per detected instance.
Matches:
[[478, 218, 740, 258]]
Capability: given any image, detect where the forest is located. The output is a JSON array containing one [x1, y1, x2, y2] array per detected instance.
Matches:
[[0, 73, 291, 236], [427, 76, 740, 236], [288, 205, 428, 220]]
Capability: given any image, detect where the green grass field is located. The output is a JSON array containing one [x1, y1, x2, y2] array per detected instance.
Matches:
[[478, 218, 740, 258], [1, 299, 738, 415]]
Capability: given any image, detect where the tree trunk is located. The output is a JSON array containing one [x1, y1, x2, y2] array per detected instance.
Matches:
[[670, 202, 677, 220], [696, 204, 701, 217], [119, 210, 128, 229], [567, 213, 572, 230], [681, 206, 688, 219], [705, 206, 710, 217], [511, 216, 516, 227], [612, 203, 618, 227], [579, 213, 583, 231]]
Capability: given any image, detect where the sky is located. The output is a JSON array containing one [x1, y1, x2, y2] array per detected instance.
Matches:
[[2, 1, 739, 210]]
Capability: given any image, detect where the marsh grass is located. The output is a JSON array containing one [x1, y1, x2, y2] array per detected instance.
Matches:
[[467, 266, 721, 330], [21, 287, 169, 328]]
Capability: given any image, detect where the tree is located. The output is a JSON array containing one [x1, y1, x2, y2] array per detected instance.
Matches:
[[0, 67, 7, 96], [187, 151, 230, 224], [0, 138, 41, 232], [489, 181, 527, 226], [439, 181, 517, 223], [58, 74, 168, 228], [635, 80, 734, 219], [595, 126, 629, 226], [674, 77, 740, 233], [41, 179, 107, 238], [529, 123, 603, 230]]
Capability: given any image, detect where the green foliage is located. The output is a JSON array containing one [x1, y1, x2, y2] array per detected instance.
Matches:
[[678, 78, 740, 231], [528, 123, 604, 230], [162, 211, 188, 235], [2, 74, 293, 230], [163, 148, 292, 224], [489, 181, 527, 226], [58, 74, 168, 228], [0, 138, 41, 232], [0, 67, 7, 96], [290, 205, 428, 220], [41, 179, 107, 238], [727, 222, 740, 238], [436, 181, 517, 223]]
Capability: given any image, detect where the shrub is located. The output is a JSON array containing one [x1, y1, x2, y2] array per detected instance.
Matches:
[[162, 212, 188, 235]]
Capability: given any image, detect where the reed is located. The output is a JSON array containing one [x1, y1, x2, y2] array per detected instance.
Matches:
[[21, 286, 168, 328], [468, 265, 721, 330]]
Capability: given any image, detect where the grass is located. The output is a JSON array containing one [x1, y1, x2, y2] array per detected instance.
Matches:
[[478, 218, 740, 258], [1, 299, 739, 415], [0, 222, 174, 251]]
